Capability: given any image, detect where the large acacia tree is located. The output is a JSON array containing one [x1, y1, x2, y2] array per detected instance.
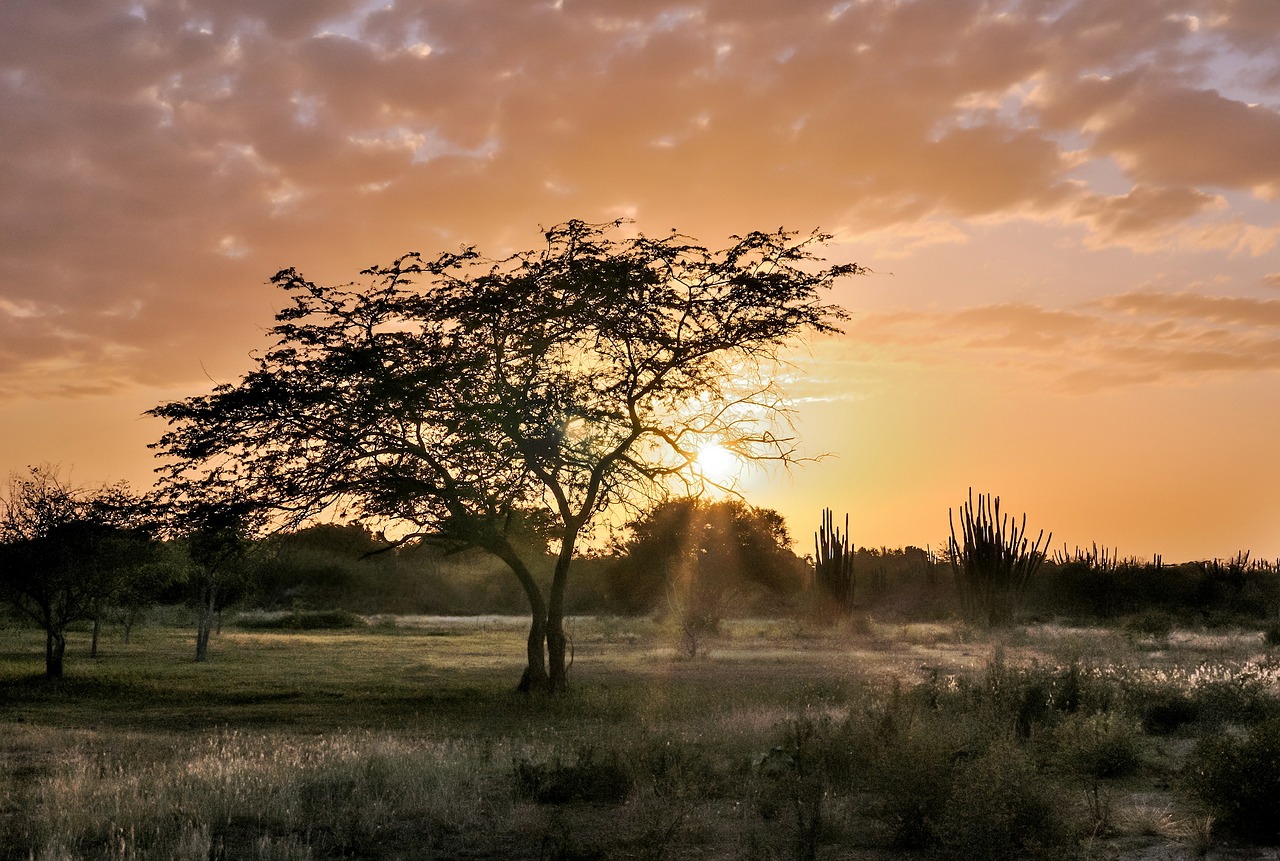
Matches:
[[150, 220, 862, 692]]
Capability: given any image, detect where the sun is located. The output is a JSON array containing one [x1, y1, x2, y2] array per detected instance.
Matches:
[[695, 442, 743, 486]]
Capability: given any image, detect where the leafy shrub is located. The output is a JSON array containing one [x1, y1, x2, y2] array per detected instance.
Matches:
[[1137, 690, 1199, 734], [1264, 623, 1280, 647], [1051, 711, 1143, 778], [236, 609, 367, 630], [1123, 611, 1175, 646], [933, 742, 1077, 861], [513, 746, 633, 805], [1189, 677, 1280, 727], [872, 724, 965, 848], [1187, 716, 1280, 843]]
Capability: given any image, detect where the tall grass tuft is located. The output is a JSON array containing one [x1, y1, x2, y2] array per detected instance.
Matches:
[[14, 730, 512, 859]]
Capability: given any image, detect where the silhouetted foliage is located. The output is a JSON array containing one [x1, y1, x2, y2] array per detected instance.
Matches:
[[1189, 716, 1280, 843], [174, 500, 257, 662], [255, 523, 391, 609], [0, 466, 158, 677], [150, 220, 862, 691], [609, 499, 807, 652], [947, 490, 1050, 627], [813, 508, 854, 621]]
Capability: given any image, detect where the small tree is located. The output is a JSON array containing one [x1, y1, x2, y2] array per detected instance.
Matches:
[[150, 220, 862, 691], [947, 490, 1050, 627], [0, 466, 156, 677], [174, 499, 255, 662], [610, 498, 807, 653]]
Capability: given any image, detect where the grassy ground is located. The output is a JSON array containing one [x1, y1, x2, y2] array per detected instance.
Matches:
[[2, 615, 1278, 860]]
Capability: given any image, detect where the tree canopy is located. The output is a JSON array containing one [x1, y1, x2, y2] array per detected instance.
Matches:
[[150, 219, 863, 691], [609, 498, 809, 618]]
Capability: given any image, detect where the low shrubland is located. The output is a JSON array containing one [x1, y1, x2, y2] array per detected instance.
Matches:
[[3, 618, 1280, 859]]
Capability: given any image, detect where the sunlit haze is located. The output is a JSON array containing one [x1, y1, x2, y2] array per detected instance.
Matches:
[[3, 1, 1280, 561], [695, 443, 745, 489]]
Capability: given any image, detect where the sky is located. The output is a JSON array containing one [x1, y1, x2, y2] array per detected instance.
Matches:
[[2, 0, 1280, 562]]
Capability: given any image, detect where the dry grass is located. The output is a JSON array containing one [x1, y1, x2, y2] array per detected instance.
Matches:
[[3, 616, 1280, 859]]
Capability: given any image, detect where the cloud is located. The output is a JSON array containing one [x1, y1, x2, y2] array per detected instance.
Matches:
[[1076, 185, 1223, 236], [1, 0, 1279, 396], [848, 290, 1280, 393]]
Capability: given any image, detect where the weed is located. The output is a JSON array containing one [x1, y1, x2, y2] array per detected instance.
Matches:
[[1051, 711, 1144, 778], [513, 746, 633, 805], [1187, 715, 1280, 843], [933, 741, 1077, 861]]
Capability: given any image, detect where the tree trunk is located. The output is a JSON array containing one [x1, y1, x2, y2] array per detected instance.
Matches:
[[45, 629, 66, 679], [488, 538, 551, 692], [195, 580, 216, 663], [90, 616, 101, 658], [518, 612, 549, 693], [547, 622, 568, 692], [545, 534, 578, 693]]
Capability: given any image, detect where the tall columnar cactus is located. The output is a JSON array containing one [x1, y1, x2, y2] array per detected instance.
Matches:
[[948, 490, 1050, 627], [814, 508, 855, 616]]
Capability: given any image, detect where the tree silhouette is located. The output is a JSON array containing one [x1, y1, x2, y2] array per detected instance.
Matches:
[[611, 499, 806, 609], [150, 219, 862, 692], [179, 499, 255, 663], [0, 466, 156, 678], [610, 498, 807, 654]]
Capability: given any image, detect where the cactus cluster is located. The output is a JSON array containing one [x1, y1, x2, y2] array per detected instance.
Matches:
[[947, 490, 1050, 627], [814, 508, 855, 616]]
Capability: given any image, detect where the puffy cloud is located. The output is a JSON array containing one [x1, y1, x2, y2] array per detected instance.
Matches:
[[1, 0, 1279, 396], [1076, 185, 1223, 236]]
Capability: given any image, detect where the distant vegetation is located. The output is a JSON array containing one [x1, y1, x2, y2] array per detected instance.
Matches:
[[5, 476, 1280, 682]]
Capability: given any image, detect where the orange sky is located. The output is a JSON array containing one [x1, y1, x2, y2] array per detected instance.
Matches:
[[3, 0, 1279, 561]]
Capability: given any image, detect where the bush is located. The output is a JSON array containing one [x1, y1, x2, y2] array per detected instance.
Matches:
[[1051, 711, 1143, 778], [1123, 611, 1175, 646], [1187, 716, 1280, 843], [1137, 691, 1199, 734], [933, 742, 1077, 861], [513, 746, 633, 805], [236, 609, 367, 630], [872, 723, 965, 848]]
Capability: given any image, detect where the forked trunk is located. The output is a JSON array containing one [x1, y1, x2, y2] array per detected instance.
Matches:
[[489, 537, 553, 693], [544, 533, 577, 693], [518, 612, 550, 693]]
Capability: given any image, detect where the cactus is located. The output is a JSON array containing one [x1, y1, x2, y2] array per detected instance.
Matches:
[[814, 508, 855, 617], [947, 490, 1050, 627]]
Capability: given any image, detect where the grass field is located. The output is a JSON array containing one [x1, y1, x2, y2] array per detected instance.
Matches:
[[3, 615, 1279, 860]]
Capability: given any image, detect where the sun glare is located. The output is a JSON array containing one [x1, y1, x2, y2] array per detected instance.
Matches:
[[695, 442, 742, 486]]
